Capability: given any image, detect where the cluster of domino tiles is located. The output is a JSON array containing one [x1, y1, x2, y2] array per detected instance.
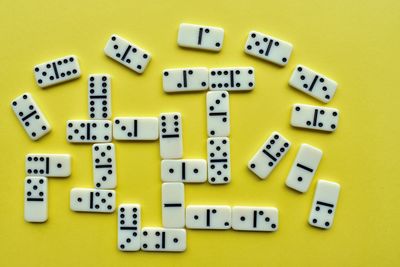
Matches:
[[12, 22, 342, 252]]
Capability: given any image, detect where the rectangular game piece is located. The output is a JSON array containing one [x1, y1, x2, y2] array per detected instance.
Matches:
[[88, 74, 111, 119], [159, 113, 183, 159], [162, 183, 185, 228], [177, 23, 224, 52], [207, 91, 230, 137], [308, 180, 340, 229], [66, 120, 112, 143], [24, 176, 47, 222], [33, 55, 81, 88], [291, 104, 339, 132], [113, 117, 158, 140], [92, 143, 116, 189], [141, 227, 186, 252], [70, 188, 116, 213], [248, 131, 291, 179], [163, 68, 209, 92], [161, 159, 207, 183], [118, 204, 141, 251], [104, 34, 151, 74], [207, 137, 231, 184], [286, 144, 323, 193], [244, 31, 292, 66], [11, 93, 51, 140], [186, 205, 231, 229], [289, 65, 337, 103], [209, 67, 255, 91], [26, 154, 71, 177], [232, 206, 278, 231]]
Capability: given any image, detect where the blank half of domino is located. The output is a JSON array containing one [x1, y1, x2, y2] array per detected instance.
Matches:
[[104, 34, 151, 74], [248, 131, 291, 179], [291, 104, 339, 132], [286, 144, 323, 193], [209, 67, 255, 91], [26, 154, 71, 177], [289, 65, 337, 103], [177, 23, 224, 52], [118, 204, 141, 251], [33, 55, 81, 88], [244, 31, 293, 66], [308, 180, 340, 229], [163, 68, 208, 92], [161, 159, 207, 183], [11, 93, 51, 140], [113, 117, 158, 140]]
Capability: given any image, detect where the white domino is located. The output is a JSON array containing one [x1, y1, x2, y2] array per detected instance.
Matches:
[[141, 227, 186, 252], [104, 34, 151, 74], [207, 91, 230, 137], [207, 137, 231, 184], [232, 206, 278, 231], [286, 144, 323, 193], [118, 204, 141, 251], [291, 104, 339, 132], [92, 143, 116, 189], [11, 93, 51, 140], [163, 68, 209, 92], [70, 188, 116, 213], [309, 180, 340, 229], [33, 55, 81, 88], [244, 31, 293, 66], [177, 23, 224, 52], [66, 120, 112, 143], [186, 205, 231, 229], [248, 131, 291, 179], [159, 113, 183, 159], [113, 117, 158, 140], [209, 67, 255, 91], [162, 183, 185, 228], [24, 176, 48, 222], [289, 65, 337, 103], [88, 74, 111, 119], [26, 154, 71, 177], [161, 159, 207, 183]]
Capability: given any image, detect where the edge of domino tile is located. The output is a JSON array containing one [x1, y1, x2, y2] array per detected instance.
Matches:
[[33, 55, 81, 88]]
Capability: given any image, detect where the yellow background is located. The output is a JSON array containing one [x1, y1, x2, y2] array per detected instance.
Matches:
[[0, 0, 399, 266]]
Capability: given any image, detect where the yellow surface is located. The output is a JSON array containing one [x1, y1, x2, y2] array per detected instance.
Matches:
[[0, 0, 399, 266]]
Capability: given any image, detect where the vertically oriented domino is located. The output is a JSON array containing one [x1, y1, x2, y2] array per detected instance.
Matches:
[[162, 183, 185, 228], [286, 144, 323, 193], [88, 74, 111, 119], [207, 91, 230, 137], [159, 113, 183, 159], [24, 176, 48, 222], [118, 204, 141, 251], [308, 180, 340, 229]]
